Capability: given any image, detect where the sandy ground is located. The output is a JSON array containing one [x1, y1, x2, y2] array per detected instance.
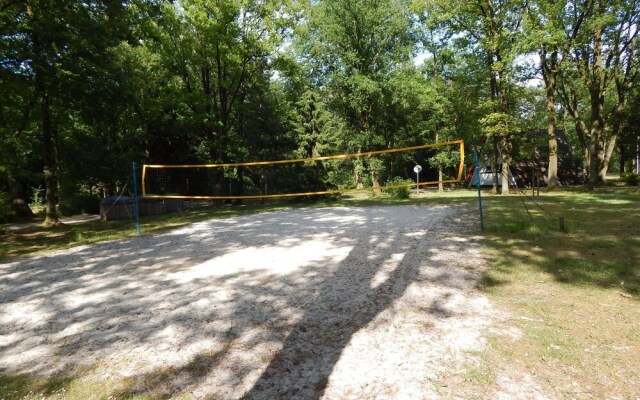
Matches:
[[1, 205, 506, 399]]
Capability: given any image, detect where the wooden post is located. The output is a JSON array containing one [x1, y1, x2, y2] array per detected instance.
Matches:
[[559, 216, 565, 232]]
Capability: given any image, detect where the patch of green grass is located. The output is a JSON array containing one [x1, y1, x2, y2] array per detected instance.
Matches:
[[475, 186, 640, 398], [463, 364, 495, 385], [0, 374, 73, 400]]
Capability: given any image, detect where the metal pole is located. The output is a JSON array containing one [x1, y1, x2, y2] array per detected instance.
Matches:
[[416, 172, 419, 194], [474, 145, 484, 231], [132, 161, 140, 235]]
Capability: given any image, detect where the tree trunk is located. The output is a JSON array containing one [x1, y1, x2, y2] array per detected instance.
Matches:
[[8, 179, 34, 217], [500, 130, 512, 195], [501, 150, 511, 195], [436, 132, 443, 193], [618, 141, 627, 175], [587, 88, 606, 185], [562, 86, 591, 174], [233, 167, 244, 205], [600, 133, 617, 182], [587, 26, 607, 186], [260, 167, 267, 205], [368, 155, 382, 195], [40, 90, 60, 226], [541, 49, 559, 188], [27, 2, 60, 226], [354, 154, 363, 189], [492, 139, 499, 194]]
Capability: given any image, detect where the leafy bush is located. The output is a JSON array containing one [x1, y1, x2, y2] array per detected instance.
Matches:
[[0, 191, 15, 223], [622, 173, 639, 186], [59, 192, 101, 216], [29, 185, 44, 209], [384, 177, 414, 199]]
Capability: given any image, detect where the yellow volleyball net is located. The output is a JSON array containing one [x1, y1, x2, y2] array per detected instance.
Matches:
[[142, 140, 464, 200]]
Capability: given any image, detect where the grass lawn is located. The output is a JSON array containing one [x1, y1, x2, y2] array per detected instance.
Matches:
[[1, 186, 638, 399], [446, 186, 640, 398]]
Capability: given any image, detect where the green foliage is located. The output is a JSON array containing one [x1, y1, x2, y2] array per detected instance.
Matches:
[[622, 173, 639, 186], [0, 191, 15, 223], [1, 0, 636, 212], [428, 150, 461, 171], [384, 177, 413, 199], [30, 186, 45, 209]]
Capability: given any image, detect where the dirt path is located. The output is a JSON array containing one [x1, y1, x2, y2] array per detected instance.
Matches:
[[1, 214, 100, 231], [1, 205, 503, 399]]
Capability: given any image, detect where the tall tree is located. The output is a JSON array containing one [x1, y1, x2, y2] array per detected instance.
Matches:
[[302, 0, 414, 193], [154, 0, 295, 194], [522, 0, 577, 188], [1, 0, 145, 225], [422, 0, 525, 194], [558, 0, 639, 184]]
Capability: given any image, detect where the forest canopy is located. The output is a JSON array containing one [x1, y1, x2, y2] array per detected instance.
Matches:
[[1, 0, 638, 224]]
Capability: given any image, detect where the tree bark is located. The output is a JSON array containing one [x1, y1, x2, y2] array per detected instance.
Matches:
[[40, 90, 60, 226], [27, 1, 60, 226], [354, 149, 363, 189], [368, 155, 382, 195], [492, 139, 499, 194], [8, 179, 34, 217], [436, 132, 443, 193], [541, 49, 559, 188], [587, 23, 607, 185], [561, 84, 591, 176], [501, 138, 511, 195]]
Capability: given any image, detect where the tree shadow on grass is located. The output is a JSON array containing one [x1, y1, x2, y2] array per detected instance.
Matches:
[[480, 192, 640, 296]]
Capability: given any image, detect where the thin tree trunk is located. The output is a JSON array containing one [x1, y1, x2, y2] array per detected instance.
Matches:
[[8, 179, 34, 217], [618, 142, 625, 175], [601, 134, 617, 182], [561, 85, 591, 176], [354, 152, 363, 189], [261, 167, 267, 205], [492, 139, 499, 194], [369, 155, 382, 195], [436, 132, 443, 193], [501, 146, 511, 195], [27, 2, 60, 226], [40, 89, 60, 226], [541, 49, 559, 188]]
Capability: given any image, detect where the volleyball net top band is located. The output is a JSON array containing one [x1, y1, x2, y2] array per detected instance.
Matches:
[[142, 140, 465, 200]]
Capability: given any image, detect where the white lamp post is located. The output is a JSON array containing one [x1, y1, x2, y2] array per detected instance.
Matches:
[[414, 164, 422, 194]]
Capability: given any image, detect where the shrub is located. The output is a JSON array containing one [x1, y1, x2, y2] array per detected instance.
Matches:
[[29, 185, 45, 209], [384, 177, 414, 199], [622, 173, 639, 186]]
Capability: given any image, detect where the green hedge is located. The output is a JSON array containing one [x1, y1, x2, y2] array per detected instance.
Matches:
[[384, 177, 414, 199], [622, 173, 639, 186]]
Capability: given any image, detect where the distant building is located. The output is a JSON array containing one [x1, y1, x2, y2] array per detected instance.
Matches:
[[466, 130, 586, 188]]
